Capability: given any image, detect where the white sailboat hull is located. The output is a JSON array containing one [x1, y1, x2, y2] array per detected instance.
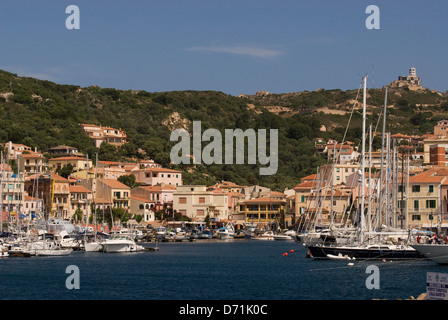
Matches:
[[36, 248, 73, 256], [411, 244, 448, 264]]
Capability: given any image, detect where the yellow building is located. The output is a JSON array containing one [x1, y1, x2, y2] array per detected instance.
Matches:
[[407, 168, 448, 230], [48, 156, 92, 173], [238, 197, 286, 225]]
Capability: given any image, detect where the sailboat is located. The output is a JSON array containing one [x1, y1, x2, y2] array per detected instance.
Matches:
[[306, 76, 423, 260], [84, 153, 104, 252]]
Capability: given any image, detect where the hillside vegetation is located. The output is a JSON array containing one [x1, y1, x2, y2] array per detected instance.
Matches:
[[0, 69, 447, 191]]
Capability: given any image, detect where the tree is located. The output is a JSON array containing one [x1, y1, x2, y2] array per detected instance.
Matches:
[[98, 143, 118, 161], [57, 163, 74, 178], [72, 207, 83, 223], [135, 214, 143, 224], [117, 174, 140, 189]]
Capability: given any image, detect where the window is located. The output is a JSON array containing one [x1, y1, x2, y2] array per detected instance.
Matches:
[[196, 209, 205, 216], [426, 200, 436, 209], [199, 197, 205, 204], [429, 185, 434, 193], [412, 185, 420, 193], [414, 200, 419, 210], [301, 195, 305, 203], [412, 215, 421, 221], [179, 197, 186, 204]]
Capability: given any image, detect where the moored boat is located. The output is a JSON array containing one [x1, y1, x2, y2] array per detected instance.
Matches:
[[411, 244, 448, 265], [307, 243, 422, 260], [101, 234, 144, 253], [252, 231, 275, 241], [217, 227, 234, 240]]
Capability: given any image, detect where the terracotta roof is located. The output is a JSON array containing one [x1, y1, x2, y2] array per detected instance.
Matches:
[[240, 197, 286, 204], [69, 185, 91, 193], [294, 181, 322, 190], [391, 133, 412, 139], [19, 152, 44, 158], [300, 174, 317, 182], [409, 169, 448, 184], [98, 178, 130, 189], [49, 156, 88, 161], [130, 195, 154, 203], [135, 167, 182, 174]]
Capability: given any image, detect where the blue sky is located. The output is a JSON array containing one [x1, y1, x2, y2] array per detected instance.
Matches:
[[0, 0, 447, 96]]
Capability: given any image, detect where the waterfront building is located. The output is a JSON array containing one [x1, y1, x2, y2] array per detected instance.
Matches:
[[238, 196, 287, 226], [95, 179, 130, 211], [130, 194, 155, 223], [24, 173, 71, 219], [69, 184, 92, 216], [23, 195, 44, 220], [131, 184, 176, 212], [0, 164, 25, 223], [173, 185, 229, 222], [407, 168, 448, 230]]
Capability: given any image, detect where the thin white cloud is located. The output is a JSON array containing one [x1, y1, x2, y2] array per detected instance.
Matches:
[[186, 45, 284, 59]]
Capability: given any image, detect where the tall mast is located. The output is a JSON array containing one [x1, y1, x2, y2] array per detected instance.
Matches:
[[378, 87, 387, 229], [360, 75, 367, 244]]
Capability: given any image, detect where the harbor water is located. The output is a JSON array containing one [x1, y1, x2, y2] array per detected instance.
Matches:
[[0, 239, 445, 300]]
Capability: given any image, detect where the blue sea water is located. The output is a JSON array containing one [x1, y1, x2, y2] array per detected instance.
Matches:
[[0, 239, 445, 300]]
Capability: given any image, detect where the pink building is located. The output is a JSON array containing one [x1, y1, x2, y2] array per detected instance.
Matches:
[[133, 168, 182, 187]]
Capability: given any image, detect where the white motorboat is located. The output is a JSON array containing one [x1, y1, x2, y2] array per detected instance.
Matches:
[[411, 244, 448, 265], [273, 230, 296, 241], [101, 234, 144, 253], [252, 231, 275, 241], [84, 241, 103, 252], [217, 227, 234, 240]]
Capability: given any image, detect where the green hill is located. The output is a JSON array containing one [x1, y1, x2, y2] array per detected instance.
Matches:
[[0, 69, 447, 191]]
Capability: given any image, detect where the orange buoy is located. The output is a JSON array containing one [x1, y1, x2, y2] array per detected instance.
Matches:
[[289, 250, 294, 253], [283, 252, 288, 256]]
